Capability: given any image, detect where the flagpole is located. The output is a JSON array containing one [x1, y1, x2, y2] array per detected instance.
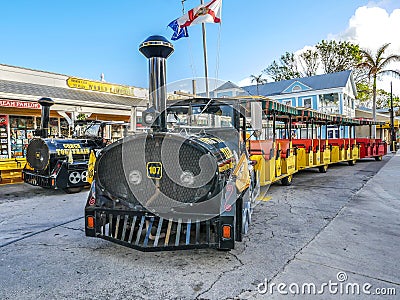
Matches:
[[200, 0, 210, 97]]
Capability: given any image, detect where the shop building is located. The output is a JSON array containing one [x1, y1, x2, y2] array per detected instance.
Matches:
[[355, 107, 400, 142], [0, 64, 148, 159]]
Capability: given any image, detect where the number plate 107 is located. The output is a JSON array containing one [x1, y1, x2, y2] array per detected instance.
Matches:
[[147, 162, 162, 179]]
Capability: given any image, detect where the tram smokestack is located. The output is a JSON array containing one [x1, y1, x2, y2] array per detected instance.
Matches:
[[37, 97, 54, 138], [139, 35, 174, 131]]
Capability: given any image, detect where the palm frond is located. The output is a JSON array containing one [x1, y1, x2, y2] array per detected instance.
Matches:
[[376, 43, 391, 59], [380, 69, 400, 79], [359, 48, 375, 64], [357, 61, 373, 69], [379, 54, 400, 70]]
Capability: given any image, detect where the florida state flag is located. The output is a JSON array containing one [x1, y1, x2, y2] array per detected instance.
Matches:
[[177, 0, 222, 27], [168, 0, 222, 40]]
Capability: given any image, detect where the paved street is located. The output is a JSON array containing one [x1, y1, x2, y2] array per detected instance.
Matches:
[[0, 154, 399, 299]]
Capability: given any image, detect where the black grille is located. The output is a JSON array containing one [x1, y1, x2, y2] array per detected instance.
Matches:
[[97, 141, 133, 201], [87, 208, 219, 251], [97, 134, 217, 207], [26, 138, 50, 170]]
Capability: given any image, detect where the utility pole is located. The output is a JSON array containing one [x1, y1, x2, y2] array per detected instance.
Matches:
[[200, 0, 209, 97], [390, 82, 396, 152]]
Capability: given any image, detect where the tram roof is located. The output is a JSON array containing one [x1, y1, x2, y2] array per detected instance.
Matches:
[[238, 98, 388, 126], [170, 97, 385, 126]]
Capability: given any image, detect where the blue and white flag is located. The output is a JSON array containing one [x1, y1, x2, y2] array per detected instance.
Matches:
[[168, 19, 189, 41]]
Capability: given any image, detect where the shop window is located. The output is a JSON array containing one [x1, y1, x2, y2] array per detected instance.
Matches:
[[50, 118, 59, 136], [36, 117, 60, 137], [10, 116, 35, 158], [284, 100, 292, 106], [319, 93, 339, 114], [0, 115, 9, 159], [111, 124, 128, 142], [327, 127, 339, 139], [303, 98, 312, 108], [60, 118, 70, 137]]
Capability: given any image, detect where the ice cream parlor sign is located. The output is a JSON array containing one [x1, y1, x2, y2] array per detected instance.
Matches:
[[0, 100, 41, 109]]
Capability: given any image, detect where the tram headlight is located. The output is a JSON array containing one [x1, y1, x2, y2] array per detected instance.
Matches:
[[145, 114, 154, 124], [142, 106, 160, 127], [129, 170, 142, 185], [180, 171, 195, 186]]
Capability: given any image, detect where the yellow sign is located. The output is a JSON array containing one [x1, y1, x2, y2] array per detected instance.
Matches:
[[63, 143, 81, 149], [67, 77, 135, 96], [56, 148, 90, 156], [147, 162, 162, 180], [378, 120, 400, 129], [87, 150, 96, 184], [233, 153, 250, 193]]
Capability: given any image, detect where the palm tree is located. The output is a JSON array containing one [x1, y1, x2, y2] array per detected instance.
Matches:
[[250, 74, 267, 95], [358, 43, 400, 137]]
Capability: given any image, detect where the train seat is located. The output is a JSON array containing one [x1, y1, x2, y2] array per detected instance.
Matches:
[[328, 138, 346, 150], [312, 139, 321, 152], [249, 140, 274, 160], [291, 139, 313, 153], [277, 139, 291, 158]]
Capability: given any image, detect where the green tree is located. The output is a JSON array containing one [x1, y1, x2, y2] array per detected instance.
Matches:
[[298, 49, 319, 77], [263, 41, 363, 83], [376, 92, 400, 109], [76, 113, 87, 120], [316, 40, 362, 74], [250, 73, 267, 95], [356, 83, 390, 108], [263, 52, 301, 81], [358, 43, 400, 133], [356, 82, 371, 104]]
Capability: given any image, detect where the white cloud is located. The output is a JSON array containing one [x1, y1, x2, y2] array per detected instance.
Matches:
[[237, 77, 253, 87], [338, 6, 400, 53], [239, 4, 400, 94], [334, 5, 400, 95]]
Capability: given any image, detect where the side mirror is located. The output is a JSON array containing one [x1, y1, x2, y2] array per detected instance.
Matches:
[[250, 101, 263, 133], [103, 124, 112, 139]]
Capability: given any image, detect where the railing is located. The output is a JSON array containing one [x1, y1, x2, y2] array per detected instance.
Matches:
[[0, 158, 26, 184]]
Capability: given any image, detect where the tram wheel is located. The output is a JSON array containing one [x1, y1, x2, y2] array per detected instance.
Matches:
[[64, 186, 84, 194], [318, 165, 328, 173], [374, 156, 383, 161], [348, 159, 357, 166], [281, 174, 293, 186]]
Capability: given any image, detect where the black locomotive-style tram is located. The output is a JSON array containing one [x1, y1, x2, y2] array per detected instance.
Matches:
[[22, 97, 121, 193], [84, 36, 259, 250], [85, 97, 256, 251], [84, 35, 387, 251]]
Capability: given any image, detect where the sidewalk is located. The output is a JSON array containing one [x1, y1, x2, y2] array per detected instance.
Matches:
[[263, 151, 400, 299]]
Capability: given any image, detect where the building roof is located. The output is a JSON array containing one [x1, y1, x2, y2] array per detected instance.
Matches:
[[243, 70, 353, 96], [356, 107, 400, 120], [377, 107, 400, 113], [214, 81, 241, 91], [0, 79, 146, 107]]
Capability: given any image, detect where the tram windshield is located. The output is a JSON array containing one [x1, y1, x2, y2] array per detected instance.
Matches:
[[74, 121, 101, 137], [167, 103, 235, 129]]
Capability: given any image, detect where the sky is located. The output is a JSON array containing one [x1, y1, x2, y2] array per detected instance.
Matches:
[[0, 0, 399, 94]]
